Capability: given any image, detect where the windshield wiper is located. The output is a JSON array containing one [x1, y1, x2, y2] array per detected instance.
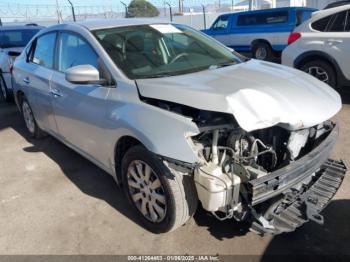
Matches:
[[209, 61, 237, 69], [139, 73, 176, 79]]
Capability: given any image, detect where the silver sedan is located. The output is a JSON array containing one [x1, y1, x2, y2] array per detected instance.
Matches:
[[12, 19, 346, 235]]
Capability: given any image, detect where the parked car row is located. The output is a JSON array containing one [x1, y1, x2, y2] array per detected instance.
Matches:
[[6, 15, 346, 235], [203, 3, 350, 89], [282, 4, 350, 89], [203, 7, 317, 60], [0, 25, 43, 102]]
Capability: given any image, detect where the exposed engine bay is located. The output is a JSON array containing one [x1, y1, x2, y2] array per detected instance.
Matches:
[[142, 97, 347, 234], [190, 110, 334, 216]]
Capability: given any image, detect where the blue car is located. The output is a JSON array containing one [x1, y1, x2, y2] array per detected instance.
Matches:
[[202, 7, 317, 60]]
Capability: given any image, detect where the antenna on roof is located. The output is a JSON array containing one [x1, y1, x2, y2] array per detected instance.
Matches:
[[67, 0, 76, 22]]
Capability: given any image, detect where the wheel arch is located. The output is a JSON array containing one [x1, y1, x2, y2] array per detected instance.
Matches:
[[294, 51, 345, 86], [251, 39, 273, 49], [15, 90, 25, 110], [114, 135, 144, 185]]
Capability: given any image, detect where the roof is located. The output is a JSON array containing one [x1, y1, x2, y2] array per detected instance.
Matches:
[[324, 0, 350, 9], [311, 4, 350, 19], [221, 6, 318, 16], [75, 18, 169, 30]]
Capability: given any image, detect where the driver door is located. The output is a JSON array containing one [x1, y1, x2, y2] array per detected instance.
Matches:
[[209, 15, 232, 46], [50, 31, 113, 168]]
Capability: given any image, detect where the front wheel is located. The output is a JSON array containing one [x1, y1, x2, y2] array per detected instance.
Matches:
[[300, 60, 337, 88], [121, 145, 198, 233]]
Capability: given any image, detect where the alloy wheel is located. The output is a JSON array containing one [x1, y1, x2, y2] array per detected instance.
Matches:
[[127, 160, 167, 223], [255, 47, 267, 60], [22, 101, 35, 134], [306, 66, 329, 83]]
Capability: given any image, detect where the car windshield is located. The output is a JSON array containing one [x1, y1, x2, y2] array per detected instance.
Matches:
[[0, 29, 40, 48], [93, 24, 242, 79]]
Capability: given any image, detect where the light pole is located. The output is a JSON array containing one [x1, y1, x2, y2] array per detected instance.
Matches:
[[166, 2, 173, 21], [56, 0, 60, 23], [201, 4, 206, 29], [120, 1, 128, 18], [67, 0, 76, 22], [178, 0, 184, 13]]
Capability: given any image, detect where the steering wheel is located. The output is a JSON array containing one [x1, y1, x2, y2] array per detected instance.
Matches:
[[170, 53, 189, 64]]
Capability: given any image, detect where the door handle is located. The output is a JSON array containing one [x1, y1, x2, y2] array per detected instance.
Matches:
[[23, 77, 30, 84], [327, 39, 343, 44], [50, 89, 63, 98]]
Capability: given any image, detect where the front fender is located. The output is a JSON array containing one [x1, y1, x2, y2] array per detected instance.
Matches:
[[106, 101, 201, 165]]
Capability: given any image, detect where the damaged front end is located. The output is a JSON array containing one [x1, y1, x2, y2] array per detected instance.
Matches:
[[189, 115, 347, 235]]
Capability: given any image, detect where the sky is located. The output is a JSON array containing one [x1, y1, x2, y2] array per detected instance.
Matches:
[[0, 0, 247, 23], [0, 0, 246, 7]]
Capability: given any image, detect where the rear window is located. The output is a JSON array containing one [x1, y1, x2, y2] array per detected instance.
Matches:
[[0, 29, 40, 48], [312, 10, 348, 32], [312, 15, 332, 31], [328, 11, 347, 32], [237, 11, 289, 26]]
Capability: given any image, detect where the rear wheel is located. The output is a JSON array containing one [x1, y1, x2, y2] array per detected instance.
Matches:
[[121, 145, 198, 233], [21, 97, 45, 138], [300, 60, 337, 88], [252, 42, 273, 61]]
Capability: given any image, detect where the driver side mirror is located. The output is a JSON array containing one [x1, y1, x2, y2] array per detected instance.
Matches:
[[65, 64, 106, 85]]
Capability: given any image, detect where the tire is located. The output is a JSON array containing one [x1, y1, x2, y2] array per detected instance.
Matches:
[[121, 145, 198, 233], [252, 42, 273, 61], [300, 60, 337, 88], [0, 74, 12, 103], [21, 97, 45, 138]]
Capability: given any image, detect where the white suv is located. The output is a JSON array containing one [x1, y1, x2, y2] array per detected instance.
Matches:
[[282, 4, 350, 88]]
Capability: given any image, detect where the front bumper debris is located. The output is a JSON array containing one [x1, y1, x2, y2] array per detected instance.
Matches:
[[248, 124, 339, 206], [250, 159, 347, 235]]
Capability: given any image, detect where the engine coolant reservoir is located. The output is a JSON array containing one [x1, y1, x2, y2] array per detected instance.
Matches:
[[194, 163, 240, 212]]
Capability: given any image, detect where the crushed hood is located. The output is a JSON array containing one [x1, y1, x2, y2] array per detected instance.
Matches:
[[136, 60, 342, 132]]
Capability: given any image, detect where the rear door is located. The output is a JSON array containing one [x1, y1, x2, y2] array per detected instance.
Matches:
[[322, 10, 350, 80], [17, 32, 58, 133], [50, 31, 112, 167]]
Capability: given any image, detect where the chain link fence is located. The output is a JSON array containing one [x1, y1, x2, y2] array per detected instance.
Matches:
[[0, 0, 338, 30]]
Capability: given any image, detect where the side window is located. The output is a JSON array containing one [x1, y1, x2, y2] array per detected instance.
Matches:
[[238, 14, 257, 26], [328, 11, 347, 32], [237, 11, 288, 26], [346, 11, 350, 31], [213, 16, 229, 30], [296, 10, 303, 26], [296, 10, 313, 26], [264, 11, 289, 24], [58, 32, 99, 72], [31, 33, 56, 69], [312, 15, 332, 31]]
